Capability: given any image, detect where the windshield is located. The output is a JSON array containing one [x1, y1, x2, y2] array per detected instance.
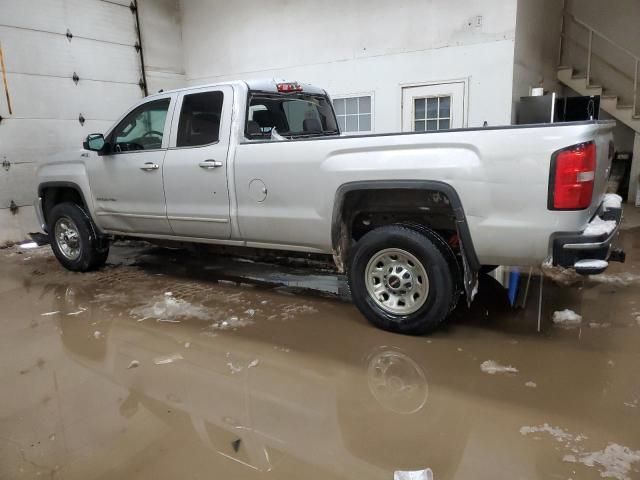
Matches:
[[245, 92, 339, 139]]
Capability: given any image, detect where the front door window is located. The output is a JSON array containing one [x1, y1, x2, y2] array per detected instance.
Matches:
[[110, 98, 171, 152]]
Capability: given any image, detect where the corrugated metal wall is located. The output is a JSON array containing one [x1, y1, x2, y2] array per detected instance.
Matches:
[[0, 0, 148, 242]]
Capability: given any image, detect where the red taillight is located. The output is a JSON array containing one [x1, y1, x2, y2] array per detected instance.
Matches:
[[276, 82, 302, 93], [549, 142, 596, 210]]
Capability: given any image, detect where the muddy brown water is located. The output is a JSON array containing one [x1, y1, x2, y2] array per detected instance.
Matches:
[[0, 223, 639, 479]]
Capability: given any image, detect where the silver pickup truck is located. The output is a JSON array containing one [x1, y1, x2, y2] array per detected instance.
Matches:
[[35, 79, 624, 334]]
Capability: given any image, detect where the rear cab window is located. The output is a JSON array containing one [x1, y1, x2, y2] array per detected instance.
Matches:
[[245, 91, 339, 140]]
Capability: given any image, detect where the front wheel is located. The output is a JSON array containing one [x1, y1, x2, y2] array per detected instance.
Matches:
[[48, 202, 109, 272], [348, 225, 454, 335]]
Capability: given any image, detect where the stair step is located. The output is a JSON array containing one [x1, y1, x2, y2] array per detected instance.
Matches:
[[633, 115, 640, 120], [572, 74, 587, 80], [586, 84, 602, 90], [601, 95, 618, 100], [557, 65, 572, 70], [617, 104, 633, 109]]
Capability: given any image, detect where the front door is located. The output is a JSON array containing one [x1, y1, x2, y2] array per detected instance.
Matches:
[[401, 82, 466, 132], [87, 95, 175, 235], [163, 85, 233, 239]]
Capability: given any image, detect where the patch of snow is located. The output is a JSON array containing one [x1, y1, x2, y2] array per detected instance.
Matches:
[[563, 443, 640, 480], [210, 315, 254, 330], [588, 322, 611, 329], [589, 273, 640, 287], [575, 259, 608, 269], [93, 331, 102, 339], [244, 308, 256, 316], [480, 360, 518, 375], [67, 308, 86, 316], [583, 217, 616, 236], [552, 309, 582, 327], [624, 401, 638, 409], [525, 381, 537, 388], [519, 423, 576, 443], [19, 242, 39, 249], [153, 353, 183, 365], [184, 342, 191, 349], [521, 423, 640, 479], [127, 360, 140, 369], [248, 359, 259, 368], [226, 360, 243, 374], [130, 293, 211, 322], [40, 311, 60, 316], [603, 193, 623, 210], [394, 469, 433, 480]]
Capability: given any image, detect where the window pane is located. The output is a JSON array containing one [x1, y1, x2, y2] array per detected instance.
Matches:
[[177, 91, 224, 147], [439, 119, 450, 130], [359, 96, 371, 114], [414, 98, 425, 120], [439, 96, 451, 118], [414, 120, 425, 132], [427, 98, 438, 119], [112, 98, 170, 152], [346, 97, 358, 115], [427, 120, 438, 131], [359, 114, 371, 131], [337, 116, 346, 131], [334, 98, 345, 115], [346, 115, 358, 132]]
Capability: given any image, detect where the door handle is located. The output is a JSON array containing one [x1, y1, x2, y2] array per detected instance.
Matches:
[[199, 159, 223, 169], [140, 162, 159, 171]]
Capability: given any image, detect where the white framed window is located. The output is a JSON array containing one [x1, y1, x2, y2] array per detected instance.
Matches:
[[333, 95, 373, 133], [413, 96, 451, 131]]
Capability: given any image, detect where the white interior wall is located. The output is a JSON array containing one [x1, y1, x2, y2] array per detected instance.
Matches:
[[179, 0, 518, 131], [511, 0, 563, 119]]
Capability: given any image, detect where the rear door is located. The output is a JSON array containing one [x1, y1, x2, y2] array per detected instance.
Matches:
[[163, 86, 233, 238], [87, 94, 176, 234]]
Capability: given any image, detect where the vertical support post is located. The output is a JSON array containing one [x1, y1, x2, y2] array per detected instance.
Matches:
[[634, 59, 639, 117], [586, 30, 593, 85], [537, 273, 543, 333], [557, 4, 566, 67]]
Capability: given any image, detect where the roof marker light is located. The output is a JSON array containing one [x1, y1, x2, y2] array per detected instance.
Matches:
[[276, 82, 303, 93]]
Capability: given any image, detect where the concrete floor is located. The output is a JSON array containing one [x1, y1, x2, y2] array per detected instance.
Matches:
[[1, 211, 639, 480]]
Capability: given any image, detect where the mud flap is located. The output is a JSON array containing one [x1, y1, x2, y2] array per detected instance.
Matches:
[[458, 232, 479, 307]]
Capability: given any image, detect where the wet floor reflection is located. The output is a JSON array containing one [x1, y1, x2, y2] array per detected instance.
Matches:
[[0, 223, 639, 479]]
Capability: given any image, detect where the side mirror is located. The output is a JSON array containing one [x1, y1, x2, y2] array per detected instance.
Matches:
[[83, 133, 107, 153]]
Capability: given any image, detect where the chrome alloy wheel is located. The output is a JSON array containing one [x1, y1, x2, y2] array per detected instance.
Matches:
[[54, 216, 82, 261], [365, 248, 429, 315]]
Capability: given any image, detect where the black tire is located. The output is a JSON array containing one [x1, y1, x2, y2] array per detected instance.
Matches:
[[348, 225, 455, 335], [48, 202, 109, 272]]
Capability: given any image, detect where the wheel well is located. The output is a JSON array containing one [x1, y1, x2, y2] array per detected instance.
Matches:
[[333, 188, 459, 269], [41, 186, 86, 226]]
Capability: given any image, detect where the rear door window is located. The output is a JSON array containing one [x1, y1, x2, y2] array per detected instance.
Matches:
[[176, 91, 224, 147]]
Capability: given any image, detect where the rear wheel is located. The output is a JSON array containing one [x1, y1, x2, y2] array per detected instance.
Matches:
[[48, 202, 109, 271], [348, 225, 455, 335]]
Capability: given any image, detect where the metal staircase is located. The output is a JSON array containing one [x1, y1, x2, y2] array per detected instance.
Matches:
[[557, 12, 640, 132]]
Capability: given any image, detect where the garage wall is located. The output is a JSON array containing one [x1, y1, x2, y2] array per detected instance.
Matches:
[[179, 0, 518, 131], [512, 0, 564, 116], [0, 0, 184, 243]]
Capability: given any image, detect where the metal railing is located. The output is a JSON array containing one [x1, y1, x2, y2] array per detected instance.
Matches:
[[559, 12, 639, 116]]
